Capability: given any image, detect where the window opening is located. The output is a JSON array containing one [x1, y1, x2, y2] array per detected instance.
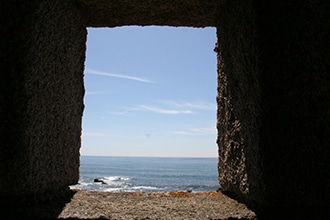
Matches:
[[72, 26, 219, 192]]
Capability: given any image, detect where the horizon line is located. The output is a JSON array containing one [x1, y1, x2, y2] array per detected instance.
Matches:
[[80, 154, 218, 159]]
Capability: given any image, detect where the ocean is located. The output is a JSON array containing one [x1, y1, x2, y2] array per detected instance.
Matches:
[[70, 156, 220, 193]]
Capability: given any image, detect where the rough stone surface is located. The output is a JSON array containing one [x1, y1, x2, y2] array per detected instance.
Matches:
[[216, 0, 330, 211], [216, 0, 264, 206], [76, 0, 224, 27], [0, 0, 330, 216], [2, 190, 257, 219], [0, 0, 86, 198]]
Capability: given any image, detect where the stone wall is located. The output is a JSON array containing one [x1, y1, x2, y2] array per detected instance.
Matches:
[[76, 0, 223, 27], [216, 0, 264, 206], [0, 0, 86, 198], [216, 0, 330, 210], [0, 0, 329, 213], [255, 0, 330, 208]]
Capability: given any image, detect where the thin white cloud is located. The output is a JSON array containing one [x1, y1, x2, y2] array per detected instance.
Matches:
[[107, 111, 128, 116], [121, 100, 215, 116], [191, 127, 216, 134], [174, 127, 216, 136], [161, 100, 216, 110], [85, 68, 154, 83], [137, 105, 193, 115]]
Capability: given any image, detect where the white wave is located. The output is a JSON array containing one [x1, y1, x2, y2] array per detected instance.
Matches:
[[104, 176, 130, 181], [104, 188, 123, 192], [130, 186, 160, 190], [100, 185, 163, 193], [102, 176, 130, 186], [69, 181, 92, 190]]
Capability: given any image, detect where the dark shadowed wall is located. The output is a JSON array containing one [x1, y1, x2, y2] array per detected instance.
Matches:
[[0, 0, 329, 213], [216, 0, 330, 210], [76, 0, 223, 27], [216, 0, 264, 206], [0, 0, 85, 198], [255, 0, 330, 208]]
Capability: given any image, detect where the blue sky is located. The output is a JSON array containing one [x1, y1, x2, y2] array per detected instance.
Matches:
[[81, 26, 217, 158]]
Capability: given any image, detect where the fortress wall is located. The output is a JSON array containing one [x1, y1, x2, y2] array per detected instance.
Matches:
[[0, 0, 85, 198], [76, 0, 223, 28], [255, 0, 330, 208], [0, 0, 329, 212], [217, 0, 330, 209], [216, 0, 264, 206]]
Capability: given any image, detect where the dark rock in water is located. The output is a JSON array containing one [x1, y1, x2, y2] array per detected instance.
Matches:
[[94, 178, 107, 184]]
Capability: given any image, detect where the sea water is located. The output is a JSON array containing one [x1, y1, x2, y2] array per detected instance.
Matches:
[[70, 156, 220, 192]]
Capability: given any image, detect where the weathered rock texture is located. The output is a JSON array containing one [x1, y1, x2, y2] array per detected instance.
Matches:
[[76, 0, 224, 27], [0, 0, 85, 198], [216, 0, 264, 206], [217, 0, 330, 211], [0, 0, 330, 215]]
